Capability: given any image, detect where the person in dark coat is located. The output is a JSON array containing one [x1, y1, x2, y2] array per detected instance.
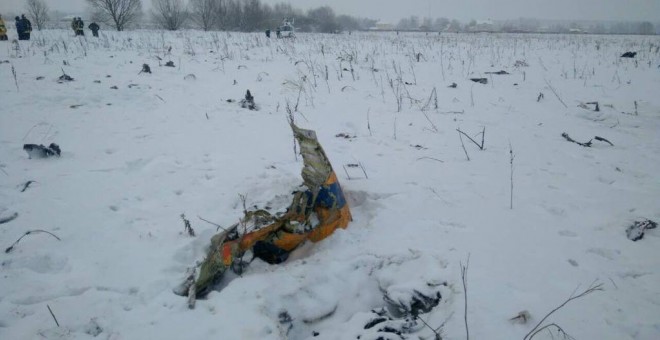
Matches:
[[76, 17, 85, 36], [15, 16, 24, 40], [21, 14, 31, 40], [265, 29, 270, 38], [88, 22, 100, 37]]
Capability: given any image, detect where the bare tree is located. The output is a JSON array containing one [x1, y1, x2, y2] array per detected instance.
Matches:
[[86, 0, 143, 31], [25, 0, 50, 30], [152, 0, 187, 30], [189, 0, 220, 31]]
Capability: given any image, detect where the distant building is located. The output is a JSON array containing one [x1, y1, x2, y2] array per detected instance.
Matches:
[[470, 20, 497, 33], [369, 22, 394, 31]]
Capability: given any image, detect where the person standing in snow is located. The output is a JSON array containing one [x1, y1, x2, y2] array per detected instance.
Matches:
[[76, 17, 85, 36], [0, 14, 8, 41], [88, 22, 100, 37], [15, 16, 24, 40], [21, 14, 31, 40], [71, 17, 77, 35]]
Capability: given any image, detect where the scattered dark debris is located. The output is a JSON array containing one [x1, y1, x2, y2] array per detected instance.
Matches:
[[181, 214, 196, 237], [226, 99, 235, 103], [626, 219, 657, 241], [165, 61, 175, 67], [537, 92, 544, 102], [364, 317, 388, 329], [513, 83, 518, 86], [620, 51, 637, 58], [579, 101, 600, 112], [140, 63, 151, 74], [335, 133, 355, 139], [448, 82, 457, 88], [36, 76, 44, 80], [239, 89, 257, 110], [20, 180, 36, 192], [23, 143, 61, 159], [404, 81, 414, 85], [509, 310, 531, 324], [93, 80, 101, 83], [70, 104, 83, 109], [346, 163, 359, 168], [514, 60, 529, 67], [561, 133, 614, 147], [411, 144, 426, 150], [384, 289, 442, 318], [58, 74, 74, 82], [561, 133, 591, 147], [485, 70, 510, 75], [128, 84, 139, 88], [470, 78, 488, 84], [0, 60, 9, 64], [83, 318, 103, 337], [594, 136, 614, 146], [58, 68, 74, 83], [110, 85, 118, 89], [106, 75, 111, 78], [0, 212, 19, 225]]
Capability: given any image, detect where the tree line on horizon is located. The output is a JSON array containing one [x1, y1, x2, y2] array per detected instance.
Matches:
[[7, 0, 658, 35]]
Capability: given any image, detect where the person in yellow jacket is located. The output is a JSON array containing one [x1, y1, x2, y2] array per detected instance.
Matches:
[[0, 14, 8, 41]]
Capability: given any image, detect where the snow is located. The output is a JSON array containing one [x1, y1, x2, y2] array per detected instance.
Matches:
[[1, 29, 660, 339]]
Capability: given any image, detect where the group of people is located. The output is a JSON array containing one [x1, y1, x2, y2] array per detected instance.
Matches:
[[12, 14, 32, 40], [0, 14, 100, 41], [71, 17, 100, 37], [71, 17, 85, 36]]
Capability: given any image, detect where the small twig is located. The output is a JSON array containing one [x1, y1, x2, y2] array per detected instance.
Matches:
[[21, 180, 37, 192], [458, 130, 470, 161], [0, 212, 19, 224], [197, 215, 226, 231], [422, 110, 439, 133], [509, 141, 515, 210], [456, 128, 484, 150], [358, 161, 369, 179], [181, 214, 195, 237], [417, 157, 444, 163], [523, 281, 603, 340], [461, 255, 470, 340], [561, 133, 592, 147], [367, 109, 372, 136], [342, 165, 352, 180], [5, 229, 61, 253], [544, 78, 568, 108], [47, 305, 60, 327], [12, 65, 19, 92], [594, 136, 614, 146], [529, 323, 575, 340]]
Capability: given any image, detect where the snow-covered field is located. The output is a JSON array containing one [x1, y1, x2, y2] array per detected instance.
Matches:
[[1, 29, 659, 340]]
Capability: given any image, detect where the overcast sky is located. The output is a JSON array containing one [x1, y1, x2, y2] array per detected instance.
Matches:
[[1, 0, 658, 22]]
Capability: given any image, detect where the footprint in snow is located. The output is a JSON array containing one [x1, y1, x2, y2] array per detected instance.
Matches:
[[586, 247, 621, 260]]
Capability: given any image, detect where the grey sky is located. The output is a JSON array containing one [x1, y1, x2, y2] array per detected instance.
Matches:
[[1, 0, 658, 22]]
